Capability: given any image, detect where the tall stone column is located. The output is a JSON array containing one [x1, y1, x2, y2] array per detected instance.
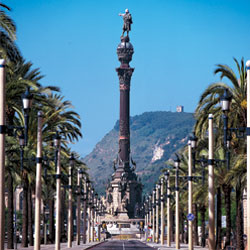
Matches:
[[116, 36, 134, 170]]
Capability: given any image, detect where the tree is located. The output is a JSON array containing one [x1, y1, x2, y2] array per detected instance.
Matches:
[[195, 57, 247, 249], [0, 3, 21, 62]]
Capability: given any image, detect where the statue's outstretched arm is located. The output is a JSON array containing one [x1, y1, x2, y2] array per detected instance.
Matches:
[[119, 13, 124, 16]]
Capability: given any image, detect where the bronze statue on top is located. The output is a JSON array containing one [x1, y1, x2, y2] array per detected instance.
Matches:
[[119, 9, 133, 37]]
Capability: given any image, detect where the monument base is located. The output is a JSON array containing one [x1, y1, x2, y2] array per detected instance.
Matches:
[[101, 215, 143, 235]]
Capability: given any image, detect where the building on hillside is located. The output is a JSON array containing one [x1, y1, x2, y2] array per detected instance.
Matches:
[[176, 105, 184, 112]]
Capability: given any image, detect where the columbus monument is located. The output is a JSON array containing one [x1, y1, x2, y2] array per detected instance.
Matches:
[[102, 10, 143, 235]]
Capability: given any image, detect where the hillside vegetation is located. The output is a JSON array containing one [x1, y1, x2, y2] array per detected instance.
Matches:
[[83, 111, 195, 195]]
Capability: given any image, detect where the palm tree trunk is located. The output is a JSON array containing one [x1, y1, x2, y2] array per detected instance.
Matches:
[[28, 186, 34, 246], [6, 111, 15, 248], [236, 185, 244, 250], [48, 198, 55, 243], [200, 204, 206, 248], [222, 184, 231, 249], [193, 203, 198, 246], [61, 188, 66, 242], [216, 187, 222, 250], [21, 173, 28, 247], [180, 211, 184, 243], [7, 170, 14, 249]]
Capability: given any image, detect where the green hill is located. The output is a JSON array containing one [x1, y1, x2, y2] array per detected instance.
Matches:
[[83, 111, 195, 195]]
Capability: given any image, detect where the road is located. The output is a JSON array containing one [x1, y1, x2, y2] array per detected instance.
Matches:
[[88, 240, 156, 250]]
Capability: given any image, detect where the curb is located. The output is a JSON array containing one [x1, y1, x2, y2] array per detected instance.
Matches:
[[84, 241, 105, 249]]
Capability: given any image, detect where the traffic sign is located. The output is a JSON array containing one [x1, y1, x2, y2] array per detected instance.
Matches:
[[187, 213, 195, 221]]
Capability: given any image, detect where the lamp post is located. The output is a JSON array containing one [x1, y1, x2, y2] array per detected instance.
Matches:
[[94, 192, 98, 241], [34, 111, 43, 250], [164, 171, 171, 246], [91, 188, 95, 242], [54, 132, 61, 250], [82, 177, 87, 244], [246, 60, 250, 250], [144, 198, 148, 228], [76, 168, 84, 245], [68, 153, 75, 248], [152, 189, 156, 242], [87, 181, 91, 243], [160, 178, 164, 245], [0, 59, 5, 249], [174, 154, 181, 250], [0, 60, 34, 249], [22, 87, 33, 146], [149, 194, 152, 229], [188, 133, 197, 250], [156, 184, 160, 243], [219, 89, 232, 248], [208, 114, 215, 250]]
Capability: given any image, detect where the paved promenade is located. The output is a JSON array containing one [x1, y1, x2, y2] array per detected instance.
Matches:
[[145, 242, 208, 250], [12, 241, 102, 250], [12, 240, 209, 250]]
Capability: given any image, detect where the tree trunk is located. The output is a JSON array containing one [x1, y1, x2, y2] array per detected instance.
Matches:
[[216, 187, 222, 250], [236, 185, 244, 250], [21, 173, 29, 247], [6, 112, 15, 249], [180, 211, 184, 243], [200, 204, 206, 248], [193, 203, 198, 246], [171, 209, 174, 242], [48, 198, 55, 243], [61, 188, 66, 242], [7, 170, 14, 249], [28, 186, 34, 246], [222, 183, 231, 249]]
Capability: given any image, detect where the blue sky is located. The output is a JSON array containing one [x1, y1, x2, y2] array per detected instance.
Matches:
[[8, 0, 250, 156]]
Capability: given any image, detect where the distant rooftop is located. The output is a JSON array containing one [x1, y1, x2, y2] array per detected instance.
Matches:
[[176, 106, 184, 113]]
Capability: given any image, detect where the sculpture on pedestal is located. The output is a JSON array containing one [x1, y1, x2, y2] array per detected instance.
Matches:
[[119, 9, 133, 37], [103, 11, 143, 222]]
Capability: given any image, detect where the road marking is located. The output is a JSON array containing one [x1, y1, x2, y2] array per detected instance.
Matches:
[[123, 242, 125, 250]]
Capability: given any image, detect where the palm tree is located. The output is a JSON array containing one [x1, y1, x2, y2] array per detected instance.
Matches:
[[225, 153, 246, 250], [0, 3, 21, 62], [195, 58, 247, 249]]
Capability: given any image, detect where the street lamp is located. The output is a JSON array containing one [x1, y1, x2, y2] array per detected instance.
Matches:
[[34, 111, 43, 250], [155, 184, 160, 243], [160, 178, 164, 245], [152, 188, 156, 243], [87, 180, 91, 243], [76, 167, 83, 245], [189, 132, 198, 171], [174, 154, 181, 249], [22, 87, 33, 146], [68, 153, 75, 248], [164, 171, 171, 247], [148, 194, 152, 229], [220, 89, 231, 113], [90, 188, 95, 242], [0, 59, 33, 249], [94, 192, 98, 242], [208, 114, 215, 250], [54, 131, 61, 250], [246, 60, 250, 250], [82, 176, 88, 244], [54, 132, 61, 172], [187, 137, 193, 250], [220, 89, 232, 149]]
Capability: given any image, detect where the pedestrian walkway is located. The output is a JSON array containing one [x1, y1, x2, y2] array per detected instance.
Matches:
[[145, 242, 208, 250], [14, 241, 103, 250]]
